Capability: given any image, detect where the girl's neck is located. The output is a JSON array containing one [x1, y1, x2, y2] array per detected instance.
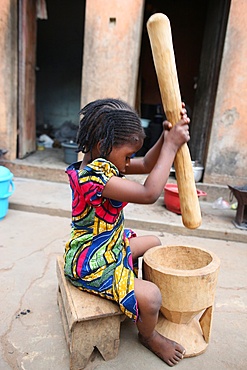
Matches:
[[80, 152, 103, 169], [80, 153, 91, 169]]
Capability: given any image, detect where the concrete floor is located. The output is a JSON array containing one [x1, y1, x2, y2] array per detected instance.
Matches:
[[0, 176, 246, 370]]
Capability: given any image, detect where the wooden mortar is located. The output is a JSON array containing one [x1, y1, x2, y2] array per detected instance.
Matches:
[[143, 245, 220, 357]]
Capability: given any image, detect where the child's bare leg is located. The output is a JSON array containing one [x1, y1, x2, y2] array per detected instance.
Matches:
[[130, 235, 161, 279], [129, 235, 161, 260], [135, 278, 185, 367]]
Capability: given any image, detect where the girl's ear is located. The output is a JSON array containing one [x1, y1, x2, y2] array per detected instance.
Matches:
[[96, 141, 102, 155]]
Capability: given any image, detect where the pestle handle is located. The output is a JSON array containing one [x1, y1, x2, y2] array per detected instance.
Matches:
[[147, 13, 201, 229]]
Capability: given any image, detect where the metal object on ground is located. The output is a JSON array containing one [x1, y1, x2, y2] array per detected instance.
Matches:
[[228, 185, 247, 230]]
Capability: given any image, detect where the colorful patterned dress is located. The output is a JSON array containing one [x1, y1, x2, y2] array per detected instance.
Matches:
[[64, 158, 138, 321]]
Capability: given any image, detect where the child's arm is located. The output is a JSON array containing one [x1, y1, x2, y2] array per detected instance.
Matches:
[[102, 111, 190, 205], [126, 104, 186, 175], [125, 121, 167, 175]]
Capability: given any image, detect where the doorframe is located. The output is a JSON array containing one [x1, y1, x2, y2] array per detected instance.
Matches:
[[18, 0, 37, 158], [189, 0, 231, 165]]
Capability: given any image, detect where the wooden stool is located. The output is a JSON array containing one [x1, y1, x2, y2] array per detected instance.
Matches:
[[56, 256, 124, 370]]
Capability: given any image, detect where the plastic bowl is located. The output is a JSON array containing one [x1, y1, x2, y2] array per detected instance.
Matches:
[[164, 184, 207, 214]]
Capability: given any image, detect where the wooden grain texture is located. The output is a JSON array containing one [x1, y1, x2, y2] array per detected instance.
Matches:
[[199, 306, 213, 343], [143, 245, 220, 357], [147, 13, 201, 229], [56, 256, 124, 369]]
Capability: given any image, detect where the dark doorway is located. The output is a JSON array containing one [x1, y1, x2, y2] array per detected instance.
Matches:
[[138, 0, 231, 166], [35, 0, 85, 145]]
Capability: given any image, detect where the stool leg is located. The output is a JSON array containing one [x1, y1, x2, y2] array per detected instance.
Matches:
[[57, 287, 72, 348], [93, 316, 121, 361], [70, 322, 94, 370], [70, 316, 122, 369]]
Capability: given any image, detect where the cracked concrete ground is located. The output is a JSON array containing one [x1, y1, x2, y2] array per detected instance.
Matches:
[[0, 178, 246, 370]]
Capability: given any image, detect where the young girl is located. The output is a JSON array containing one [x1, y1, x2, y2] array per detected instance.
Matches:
[[64, 98, 190, 367]]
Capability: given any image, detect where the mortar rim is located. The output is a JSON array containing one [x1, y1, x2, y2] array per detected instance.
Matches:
[[143, 244, 220, 277]]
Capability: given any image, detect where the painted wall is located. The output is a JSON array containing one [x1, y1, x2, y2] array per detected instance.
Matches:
[[81, 0, 145, 108], [204, 0, 247, 186]]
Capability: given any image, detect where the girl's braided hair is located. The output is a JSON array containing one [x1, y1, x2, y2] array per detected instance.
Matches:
[[76, 98, 145, 158]]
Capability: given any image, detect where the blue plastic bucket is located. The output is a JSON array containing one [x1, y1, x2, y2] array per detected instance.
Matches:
[[0, 166, 15, 219]]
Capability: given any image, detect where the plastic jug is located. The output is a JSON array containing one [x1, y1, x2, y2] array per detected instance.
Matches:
[[0, 166, 15, 219]]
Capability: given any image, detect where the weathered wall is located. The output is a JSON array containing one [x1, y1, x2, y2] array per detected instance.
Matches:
[[204, 0, 247, 186], [80, 0, 145, 108], [0, 0, 17, 160]]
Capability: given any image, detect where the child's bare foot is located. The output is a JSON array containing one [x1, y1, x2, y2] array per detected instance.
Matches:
[[138, 331, 186, 367]]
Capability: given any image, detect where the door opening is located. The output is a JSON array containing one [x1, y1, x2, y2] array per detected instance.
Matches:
[[137, 0, 230, 168], [35, 0, 85, 156]]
